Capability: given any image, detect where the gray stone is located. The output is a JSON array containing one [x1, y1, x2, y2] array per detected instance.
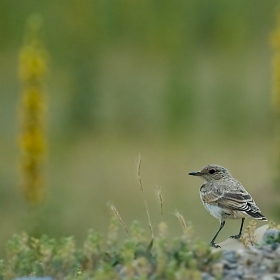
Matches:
[[201, 272, 215, 280], [263, 229, 280, 243], [262, 274, 280, 280], [223, 250, 237, 263]]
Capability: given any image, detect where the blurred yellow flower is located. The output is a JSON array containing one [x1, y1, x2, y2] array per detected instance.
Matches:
[[271, 13, 280, 115], [18, 14, 48, 205]]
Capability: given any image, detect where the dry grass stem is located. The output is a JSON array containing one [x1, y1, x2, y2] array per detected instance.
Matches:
[[240, 220, 257, 248], [107, 201, 129, 235], [268, 220, 280, 230], [174, 209, 187, 230], [174, 210, 194, 242], [155, 186, 164, 217], [136, 154, 154, 239], [136, 153, 143, 192]]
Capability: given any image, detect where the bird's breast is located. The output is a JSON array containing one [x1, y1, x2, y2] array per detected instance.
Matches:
[[201, 200, 223, 220]]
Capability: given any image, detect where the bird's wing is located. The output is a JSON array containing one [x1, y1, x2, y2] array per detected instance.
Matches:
[[217, 191, 258, 211], [202, 185, 266, 220]]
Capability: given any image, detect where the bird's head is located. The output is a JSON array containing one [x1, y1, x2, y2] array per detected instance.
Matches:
[[189, 164, 232, 182]]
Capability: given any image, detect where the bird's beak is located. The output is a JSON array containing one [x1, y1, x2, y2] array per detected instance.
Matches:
[[188, 171, 201, 176]]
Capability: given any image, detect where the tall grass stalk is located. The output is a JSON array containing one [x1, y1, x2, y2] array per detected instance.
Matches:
[[136, 154, 154, 240], [107, 201, 129, 235], [155, 186, 164, 218]]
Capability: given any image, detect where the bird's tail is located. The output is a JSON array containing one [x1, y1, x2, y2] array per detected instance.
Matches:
[[247, 211, 267, 221]]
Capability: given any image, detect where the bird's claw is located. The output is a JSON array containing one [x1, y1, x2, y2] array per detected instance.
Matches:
[[210, 242, 221, 248], [230, 234, 241, 239]]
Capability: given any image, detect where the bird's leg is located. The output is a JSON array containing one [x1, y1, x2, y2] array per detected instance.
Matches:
[[230, 218, 245, 239], [210, 220, 225, 248]]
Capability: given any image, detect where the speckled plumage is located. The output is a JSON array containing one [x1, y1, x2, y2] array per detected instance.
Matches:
[[189, 164, 267, 248]]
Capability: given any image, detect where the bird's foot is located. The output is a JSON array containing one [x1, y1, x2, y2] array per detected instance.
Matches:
[[210, 241, 221, 248], [230, 234, 241, 239]]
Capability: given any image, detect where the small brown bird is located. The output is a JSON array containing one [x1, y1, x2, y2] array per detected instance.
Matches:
[[189, 164, 267, 248]]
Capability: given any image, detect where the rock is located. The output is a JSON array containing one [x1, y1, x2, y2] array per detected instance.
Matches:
[[223, 250, 237, 263], [207, 225, 280, 279], [201, 272, 215, 280], [262, 274, 280, 280], [263, 229, 280, 244], [212, 224, 269, 251]]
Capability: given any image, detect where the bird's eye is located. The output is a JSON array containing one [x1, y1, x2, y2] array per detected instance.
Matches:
[[209, 169, 216, 174]]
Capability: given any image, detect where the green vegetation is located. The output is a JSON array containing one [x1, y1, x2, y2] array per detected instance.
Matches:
[[1, 218, 280, 279], [0, 217, 223, 279]]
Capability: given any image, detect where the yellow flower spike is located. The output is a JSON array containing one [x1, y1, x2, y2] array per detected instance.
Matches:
[[271, 12, 280, 116], [18, 14, 48, 205], [22, 95, 45, 117]]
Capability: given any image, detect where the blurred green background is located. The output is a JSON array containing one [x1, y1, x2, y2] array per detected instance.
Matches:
[[0, 0, 279, 254]]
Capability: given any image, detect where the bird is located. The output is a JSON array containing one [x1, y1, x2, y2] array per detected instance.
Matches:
[[188, 164, 267, 248]]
